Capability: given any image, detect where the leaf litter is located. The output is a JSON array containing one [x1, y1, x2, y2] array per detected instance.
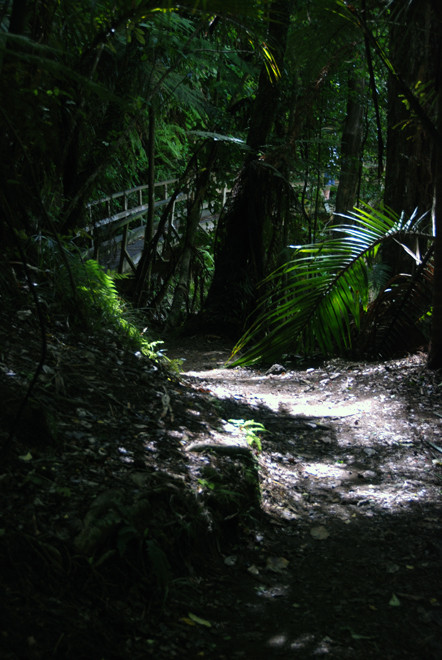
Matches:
[[0, 316, 442, 659]]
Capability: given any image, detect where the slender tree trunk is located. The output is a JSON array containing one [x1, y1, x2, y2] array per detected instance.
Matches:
[[334, 74, 365, 219], [427, 4, 442, 368], [0, 0, 31, 246], [428, 170, 442, 368], [363, 5, 384, 180], [133, 142, 207, 307], [166, 142, 218, 327], [133, 106, 156, 305], [8, 0, 28, 35], [146, 107, 156, 245]]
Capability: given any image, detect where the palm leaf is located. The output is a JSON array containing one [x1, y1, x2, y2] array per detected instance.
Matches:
[[358, 249, 434, 358], [230, 203, 431, 366]]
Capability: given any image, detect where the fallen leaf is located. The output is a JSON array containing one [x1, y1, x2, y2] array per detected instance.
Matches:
[[389, 594, 401, 607], [224, 555, 237, 566], [17, 310, 32, 320], [247, 564, 260, 576], [310, 525, 330, 540], [350, 631, 374, 640], [188, 613, 212, 627], [396, 592, 424, 602], [180, 617, 196, 626], [266, 556, 290, 573]]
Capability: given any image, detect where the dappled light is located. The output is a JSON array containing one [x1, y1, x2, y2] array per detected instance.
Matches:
[[1, 306, 441, 659], [2, 0, 442, 657], [161, 336, 442, 658]]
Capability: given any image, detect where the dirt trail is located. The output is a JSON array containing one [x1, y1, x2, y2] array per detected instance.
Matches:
[[163, 336, 442, 659], [2, 321, 441, 659]]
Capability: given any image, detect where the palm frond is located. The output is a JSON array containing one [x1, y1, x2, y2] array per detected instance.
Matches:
[[230, 203, 432, 366], [358, 249, 434, 358]]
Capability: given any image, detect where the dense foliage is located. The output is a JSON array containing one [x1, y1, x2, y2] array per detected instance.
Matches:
[[1, 0, 441, 363], [231, 204, 433, 365]]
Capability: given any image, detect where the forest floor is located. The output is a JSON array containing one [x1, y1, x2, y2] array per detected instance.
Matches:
[[1, 318, 442, 659]]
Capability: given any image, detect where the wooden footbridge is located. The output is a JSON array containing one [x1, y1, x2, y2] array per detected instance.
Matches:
[[83, 179, 229, 273]]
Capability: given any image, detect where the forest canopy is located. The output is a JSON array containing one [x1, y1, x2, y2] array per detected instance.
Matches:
[[1, 0, 442, 366], [2, 5, 442, 658]]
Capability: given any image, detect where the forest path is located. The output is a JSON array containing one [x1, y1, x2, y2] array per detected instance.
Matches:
[[162, 335, 442, 659], [2, 320, 442, 659]]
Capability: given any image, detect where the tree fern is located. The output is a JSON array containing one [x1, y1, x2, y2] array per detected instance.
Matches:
[[230, 203, 432, 365]]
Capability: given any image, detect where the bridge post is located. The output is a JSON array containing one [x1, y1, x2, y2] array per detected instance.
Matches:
[[118, 192, 129, 273], [93, 226, 100, 261]]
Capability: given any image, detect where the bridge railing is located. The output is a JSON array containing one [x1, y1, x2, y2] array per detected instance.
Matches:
[[86, 179, 180, 221], [82, 179, 229, 273]]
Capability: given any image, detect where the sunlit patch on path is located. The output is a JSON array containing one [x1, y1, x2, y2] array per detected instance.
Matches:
[[164, 338, 442, 659]]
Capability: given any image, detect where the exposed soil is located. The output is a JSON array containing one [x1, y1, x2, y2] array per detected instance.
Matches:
[[163, 336, 442, 659], [1, 317, 442, 659]]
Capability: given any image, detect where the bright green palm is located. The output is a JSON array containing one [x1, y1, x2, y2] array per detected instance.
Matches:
[[231, 203, 432, 365]]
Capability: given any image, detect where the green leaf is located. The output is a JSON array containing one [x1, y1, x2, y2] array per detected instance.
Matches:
[[231, 204, 432, 365], [188, 612, 212, 627]]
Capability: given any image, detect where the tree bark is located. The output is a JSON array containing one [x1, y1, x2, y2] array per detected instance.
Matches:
[[334, 74, 365, 219], [382, 0, 439, 279], [199, 0, 292, 337], [384, 0, 437, 217], [166, 142, 218, 328], [427, 3, 442, 368]]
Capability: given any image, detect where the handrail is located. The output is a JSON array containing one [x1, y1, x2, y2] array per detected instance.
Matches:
[[83, 178, 229, 274], [86, 178, 180, 208], [89, 193, 187, 231]]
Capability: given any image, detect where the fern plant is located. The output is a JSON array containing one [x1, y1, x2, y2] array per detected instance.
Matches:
[[228, 418, 267, 452], [230, 203, 433, 366], [50, 252, 164, 360]]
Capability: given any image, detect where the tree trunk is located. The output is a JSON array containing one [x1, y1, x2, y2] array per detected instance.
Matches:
[[199, 0, 292, 337], [166, 142, 218, 328], [0, 0, 31, 247], [384, 0, 436, 217], [133, 106, 156, 305], [382, 0, 439, 279], [428, 184, 442, 368], [427, 3, 442, 368], [334, 74, 365, 219], [8, 0, 28, 36]]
